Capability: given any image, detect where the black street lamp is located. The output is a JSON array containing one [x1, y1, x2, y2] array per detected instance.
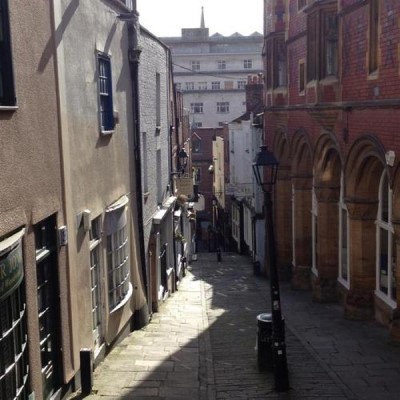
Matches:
[[178, 148, 189, 174], [252, 145, 290, 392]]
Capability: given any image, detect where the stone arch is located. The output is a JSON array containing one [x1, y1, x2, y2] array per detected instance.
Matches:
[[290, 128, 313, 178], [289, 128, 313, 290], [312, 133, 343, 302], [343, 135, 387, 320]]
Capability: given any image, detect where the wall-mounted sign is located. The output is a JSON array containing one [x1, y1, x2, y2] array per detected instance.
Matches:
[[0, 231, 24, 302], [176, 177, 194, 198]]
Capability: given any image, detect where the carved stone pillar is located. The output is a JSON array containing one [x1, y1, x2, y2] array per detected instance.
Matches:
[[291, 176, 312, 290], [312, 185, 340, 302], [275, 166, 292, 280], [343, 199, 378, 320]]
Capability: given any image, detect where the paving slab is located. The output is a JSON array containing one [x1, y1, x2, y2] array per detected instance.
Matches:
[[67, 252, 400, 400]]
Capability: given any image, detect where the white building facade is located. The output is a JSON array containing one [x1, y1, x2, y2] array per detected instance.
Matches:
[[161, 13, 263, 129]]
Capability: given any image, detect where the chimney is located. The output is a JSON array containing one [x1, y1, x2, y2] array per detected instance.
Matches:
[[245, 74, 264, 113]]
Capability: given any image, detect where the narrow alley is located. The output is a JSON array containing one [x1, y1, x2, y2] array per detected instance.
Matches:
[[68, 253, 400, 400]]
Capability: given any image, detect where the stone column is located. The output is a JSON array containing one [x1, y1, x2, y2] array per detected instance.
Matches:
[[312, 185, 340, 302], [275, 165, 293, 280], [291, 176, 312, 290], [343, 199, 378, 320]]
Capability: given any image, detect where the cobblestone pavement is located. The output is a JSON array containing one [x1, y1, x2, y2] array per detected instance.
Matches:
[[69, 253, 400, 399]]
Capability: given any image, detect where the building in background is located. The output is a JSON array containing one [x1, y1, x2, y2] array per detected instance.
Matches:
[[191, 126, 228, 251], [228, 75, 264, 264], [161, 7, 263, 129], [139, 26, 192, 312]]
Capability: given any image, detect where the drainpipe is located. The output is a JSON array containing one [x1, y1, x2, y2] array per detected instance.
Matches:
[[126, 11, 149, 328]]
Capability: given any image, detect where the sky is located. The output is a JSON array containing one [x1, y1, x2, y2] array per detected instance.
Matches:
[[136, 0, 263, 38]]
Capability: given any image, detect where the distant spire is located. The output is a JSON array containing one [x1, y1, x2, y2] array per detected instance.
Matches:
[[201, 6, 205, 28]]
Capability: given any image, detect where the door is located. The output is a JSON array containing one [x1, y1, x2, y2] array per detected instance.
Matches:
[[35, 216, 62, 400]]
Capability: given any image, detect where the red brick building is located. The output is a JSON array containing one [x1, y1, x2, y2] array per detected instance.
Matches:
[[264, 0, 400, 338]]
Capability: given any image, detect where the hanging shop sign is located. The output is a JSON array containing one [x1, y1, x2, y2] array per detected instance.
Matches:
[[0, 229, 25, 301], [176, 177, 194, 198]]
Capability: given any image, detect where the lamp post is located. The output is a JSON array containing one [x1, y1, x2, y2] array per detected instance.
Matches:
[[252, 145, 289, 392], [177, 148, 189, 174]]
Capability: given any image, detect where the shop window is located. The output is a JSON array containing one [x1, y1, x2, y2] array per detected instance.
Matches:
[[0, 229, 29, 400], [369, 0, 379, 74], [98, 54, 114, 133], [106, 198, 131, 311], [376, 171, 396, 306], [35, 217, 62, 399], [307, 6, 338, 81], [338, 173, 349, 287], [0, 0, 15, 106]]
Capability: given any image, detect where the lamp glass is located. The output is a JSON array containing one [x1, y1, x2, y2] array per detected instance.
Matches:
[[252, 145, 279, 192]]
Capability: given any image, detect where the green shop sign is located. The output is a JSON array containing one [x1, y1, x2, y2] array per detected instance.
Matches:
[[0, 239, 24, 302]]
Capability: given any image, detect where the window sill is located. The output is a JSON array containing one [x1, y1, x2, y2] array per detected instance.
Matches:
[[320, 75, 339, 85], [367, 70, 379, 81], [337, 276, 350, 290], [101, 129, 115, 136], [374, 289, 397, 310], [0, 105, 18, 112], [109, 282, 133, 314]]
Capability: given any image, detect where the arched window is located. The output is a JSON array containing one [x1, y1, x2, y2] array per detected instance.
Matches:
[[338, 172, 350, 287], [376, 171, 396, 307]]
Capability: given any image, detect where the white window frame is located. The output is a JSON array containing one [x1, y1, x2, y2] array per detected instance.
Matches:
[[311, 186, 319, 277], [191, 60, 200, 71], [237, 80, 247, 89], [217, 102, 229, 113], [338, 172, 350, 289], [375, 171, 396, 309], [185, 82, 194, 91], [244, 59, 252, 69], [89, 216, 103, 348], [212, 81, 221, 90], [198, 82, 207, 90], [190, 102, 203, 114], [106, 199, 132, 312], [217, 60, 226, 70], [291, 184, 296, 267], [338, 172, 350, 288]]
